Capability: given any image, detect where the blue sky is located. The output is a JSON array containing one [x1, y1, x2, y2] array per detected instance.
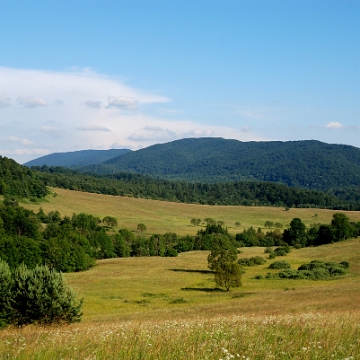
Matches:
[[0, 0, 359, 163]]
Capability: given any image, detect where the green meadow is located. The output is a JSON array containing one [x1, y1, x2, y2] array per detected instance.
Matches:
[[2, 188, 360, 359]]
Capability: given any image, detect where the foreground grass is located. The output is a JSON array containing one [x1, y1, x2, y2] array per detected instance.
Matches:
[[22, 188, 360, 236], [1, 313, 359, 359], [1, 238, 360, 359]]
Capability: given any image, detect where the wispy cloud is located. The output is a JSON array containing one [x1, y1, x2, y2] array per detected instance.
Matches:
[[85, 100, 103, 108], [17, 96, 47, 108], [0, 66, 266, 163], [3, 135, 33, 145], [77, 125, 111, 132], [0, 95, 11, 108], [108, 96, 138, 111]]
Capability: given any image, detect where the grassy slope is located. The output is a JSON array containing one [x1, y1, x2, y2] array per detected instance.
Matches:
[[22, 187, 360, 236], [2, 188, 360, 359], [64, 238, 360, 323]]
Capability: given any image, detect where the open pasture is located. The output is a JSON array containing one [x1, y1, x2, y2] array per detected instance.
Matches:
[[3, 188, 360, 359], [2, 236, 360, 359], [23, 187, 360, 236]]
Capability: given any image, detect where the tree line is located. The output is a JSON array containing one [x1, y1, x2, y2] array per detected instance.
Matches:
[[30, 165, 360, 209]]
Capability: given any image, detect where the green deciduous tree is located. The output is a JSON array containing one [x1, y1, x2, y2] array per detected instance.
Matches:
[[208, 234, 241, 291], [137, 223, 147, 234]]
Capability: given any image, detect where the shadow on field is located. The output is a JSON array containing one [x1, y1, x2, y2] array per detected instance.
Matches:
[[169, 268, 213, 274], [181, 287, 226, 293]]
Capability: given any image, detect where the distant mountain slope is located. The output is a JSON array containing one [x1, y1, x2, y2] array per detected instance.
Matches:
[[24, 149, 131, 167], [82, 138, 360, 190]]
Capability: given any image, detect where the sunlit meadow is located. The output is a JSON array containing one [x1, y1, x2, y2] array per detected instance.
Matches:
[[2, 189, 360, 359]]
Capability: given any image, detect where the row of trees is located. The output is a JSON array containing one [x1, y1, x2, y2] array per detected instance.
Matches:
[[32, 165, 359, 209]]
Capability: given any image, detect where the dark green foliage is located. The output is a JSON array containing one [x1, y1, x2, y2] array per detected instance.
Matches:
[[282, 218, 307, 247], [0, 156, 47, 199], [32, 166, 351, 209], [238, 256, 266, 266], [260, 260, 350, 280], [0, 260, 12, 327], [7, 262, 83, 326], [75, 138, 360, 192], [269, 260, 291, 269]]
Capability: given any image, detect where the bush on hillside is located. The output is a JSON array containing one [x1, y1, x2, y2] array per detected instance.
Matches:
[[1, 261, 83, 327]]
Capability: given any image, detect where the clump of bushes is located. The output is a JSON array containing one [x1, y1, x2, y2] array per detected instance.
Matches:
[[269, 260, 291, 269], [257, 260, 349, 280], [267, 246, 291, 259], [238, 256, 266, 266], [0, 260, 83, 328]]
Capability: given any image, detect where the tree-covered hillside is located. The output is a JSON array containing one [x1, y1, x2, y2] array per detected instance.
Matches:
[[76, 138, 360, 190], [24, 148, 131, 167], [32, 166, 359, 209], [0, 156, 47, 199]]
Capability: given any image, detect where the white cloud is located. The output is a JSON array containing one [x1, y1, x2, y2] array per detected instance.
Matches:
[[108, 96, 138, 111], [325, 121, 345, 129], [0, 95, 11, 108], [0, 66, 265, 163], [17, 96, 47, 108], [3, 135, 33, 145], [77, 125, 111, 132]]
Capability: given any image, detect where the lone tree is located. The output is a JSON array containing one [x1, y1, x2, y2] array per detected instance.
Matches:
[[190, 218, 201, 227], [208, 234, 242, 291], [1, 261, 83, 327], [137, 223, 147, 234], [102, 216, 118, 228]]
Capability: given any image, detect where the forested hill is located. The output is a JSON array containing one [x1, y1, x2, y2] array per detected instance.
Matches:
[[0, 156, 47, 199], [24, 148, 131, 167], [80, 138, 360, 190]]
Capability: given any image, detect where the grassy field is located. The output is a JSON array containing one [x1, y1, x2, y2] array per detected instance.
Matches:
[[22, 187, 360, 236], [2, 189, 360, 359], [1, 238, 360, 359]]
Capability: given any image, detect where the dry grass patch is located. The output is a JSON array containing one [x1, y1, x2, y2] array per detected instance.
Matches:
[[22, 188, 360, 236]]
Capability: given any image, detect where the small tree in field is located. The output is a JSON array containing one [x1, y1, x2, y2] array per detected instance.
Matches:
[[190, 218, 201, 227], [208, 234, 241, 291], [137, 223, 147, 234], [102, 216, 118, 228], [11, 263, 83, 326], [214, 262, 242, 291]]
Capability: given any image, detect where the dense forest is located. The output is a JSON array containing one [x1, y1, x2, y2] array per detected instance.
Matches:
[[31, 166, 360, 209], [72, 138, 360, 190], [0, 156, 48, 199]]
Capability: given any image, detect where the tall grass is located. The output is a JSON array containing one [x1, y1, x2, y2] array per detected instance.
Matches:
[[1, 313, 359, 359]]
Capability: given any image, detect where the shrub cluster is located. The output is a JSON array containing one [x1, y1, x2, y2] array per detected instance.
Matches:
[[238, 256, 266, 266], [261, 260, 349, 280], [0, 260, 83, 328], [268, 260, 291, 269]]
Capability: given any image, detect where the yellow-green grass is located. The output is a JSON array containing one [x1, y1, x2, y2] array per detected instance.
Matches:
[[62, 237, 360, 323], [1, 239, 360, 359], [21, 187, 360, 236], [2, 189, 360, 359]]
